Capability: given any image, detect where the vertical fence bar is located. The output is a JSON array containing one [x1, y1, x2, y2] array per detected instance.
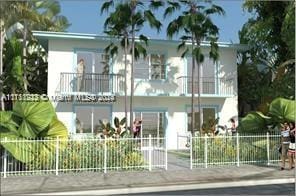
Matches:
[[148, 134, 152, 171], [205, 135, 208, 168], [104, 138, 107, 173], [55, 137, 59, 176], [3, 137, 7, 178], [267, 132, 270, 166], [177, 132, 179, 150], [236, 133, 240, 167], [165, 137, 168, 170], [190, 133, 193, 170]]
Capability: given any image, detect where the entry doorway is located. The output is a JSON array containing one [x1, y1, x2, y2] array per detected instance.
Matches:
[[134, 111, 165, 138]]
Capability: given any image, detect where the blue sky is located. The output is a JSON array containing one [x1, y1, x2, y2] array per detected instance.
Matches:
[[60, 0, 252, 43]]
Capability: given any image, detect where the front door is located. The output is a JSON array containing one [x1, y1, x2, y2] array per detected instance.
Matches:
[[134, 112, 165, 138]]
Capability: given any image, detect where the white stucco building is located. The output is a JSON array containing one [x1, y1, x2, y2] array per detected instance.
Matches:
[[34, 31, 245, 149]]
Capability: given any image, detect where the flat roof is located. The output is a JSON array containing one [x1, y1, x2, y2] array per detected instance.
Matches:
[[33, 31, 248, 51]]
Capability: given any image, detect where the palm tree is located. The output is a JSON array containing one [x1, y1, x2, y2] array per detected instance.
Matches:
[[0, 1, 69, 110], [101, 0, 163, 131], [102, 1, 131, 131], [13, 0, 70, 92], [165, 0, 224, 135], [0, 2, 19, 110]]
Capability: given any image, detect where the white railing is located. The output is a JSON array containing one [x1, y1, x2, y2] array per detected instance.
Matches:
[[188, 133, 281, 168], [0, 135, 167, 178]]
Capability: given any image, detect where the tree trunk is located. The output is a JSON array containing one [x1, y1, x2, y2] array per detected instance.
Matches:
[[0, 29, 3, 76], [191, 35, 195, 135], [22, 20, 28, 92], [130, 3, 136, 133], [124, 36, 128, 128], [0, 28, 4, 111], [197, 60, 202, 133], [196, 41, 202, 134]]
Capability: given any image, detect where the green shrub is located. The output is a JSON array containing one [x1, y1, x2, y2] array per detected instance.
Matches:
[[27, 138, 145, 172], [192, 135, 280, 165]]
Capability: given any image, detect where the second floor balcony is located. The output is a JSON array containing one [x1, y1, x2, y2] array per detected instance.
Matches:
[[56, 72, 234, 97], [58, 72, 124, 95], [177, 76, 234, 96]]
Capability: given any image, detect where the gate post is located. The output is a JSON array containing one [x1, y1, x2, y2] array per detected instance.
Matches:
[[236, 133, 240, 167], [204, 135, 208, 168], [3, 137, 7, 178], [165, 137, 168, 170], [104, 138, 107, 173], [177, 132, 179, 150], [55, 136, 59, 176], [190, 133, 193, 170], [148, 134, 152, 171], [267, 132, 270, 166]]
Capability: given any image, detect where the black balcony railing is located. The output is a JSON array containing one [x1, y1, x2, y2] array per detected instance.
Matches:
[[177, 76, 234, 95], [59, 72, 124, 94]]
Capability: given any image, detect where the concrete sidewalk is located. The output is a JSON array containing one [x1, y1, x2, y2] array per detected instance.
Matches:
[[1, 165, 295, 195]]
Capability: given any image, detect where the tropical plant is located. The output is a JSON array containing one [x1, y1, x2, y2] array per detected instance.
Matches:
[[97, 117, 128, 138], [201, 117, 219, 136], [0, 1, 70, 110], [101, 0, 163, 130], [0, 101, 68, 163], [11, 0, 70, 91], [238, 1, 295, 115], [165, 0, 224, 134], [55, 138, 144, 172], [192, 135, 280, 165], [239, 98, 296, 133], [2, 37, 24, 94]]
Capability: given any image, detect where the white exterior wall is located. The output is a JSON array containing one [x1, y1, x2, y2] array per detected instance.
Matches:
[[46, 37, 239, 149]]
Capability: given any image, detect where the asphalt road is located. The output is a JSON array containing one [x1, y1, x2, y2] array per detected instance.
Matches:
[[127, 183, 295, 195]]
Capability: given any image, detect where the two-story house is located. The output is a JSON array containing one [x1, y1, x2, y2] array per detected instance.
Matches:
[[33, 31, 244, 149]]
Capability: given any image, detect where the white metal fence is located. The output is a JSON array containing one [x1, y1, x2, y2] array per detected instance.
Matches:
[[177, 133, 281, 169], [0, 135, 167, 178]]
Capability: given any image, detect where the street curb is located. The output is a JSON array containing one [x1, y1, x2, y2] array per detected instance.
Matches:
[[29, 178, 295, 195]]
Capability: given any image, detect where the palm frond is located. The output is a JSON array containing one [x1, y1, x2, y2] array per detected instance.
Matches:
[[139, 34, 149, 46], [205, 4, 225, 16], [164, 1, 180, 18], [192, 47, 204, 63], [180, 48, 189, 58], [180, 35, 191, 41], [100, 0, 114, 14], [134, 42, 147, 60], [149, 0, 164, 10], [177, 41, 186, 52], [104, 43, 118, 58], [144, 10, 162, 32], [209, 37, 219, 62], [167, 16, 183, 39]]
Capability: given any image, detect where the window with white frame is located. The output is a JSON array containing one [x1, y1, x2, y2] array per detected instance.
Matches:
[[75, 52, 111, 92], [76, 51, 110, 74], [134, 54, 166, 80], [187, 56, 216, 94], [187, 106, 216, 132], [75, 106, 111, 134]]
